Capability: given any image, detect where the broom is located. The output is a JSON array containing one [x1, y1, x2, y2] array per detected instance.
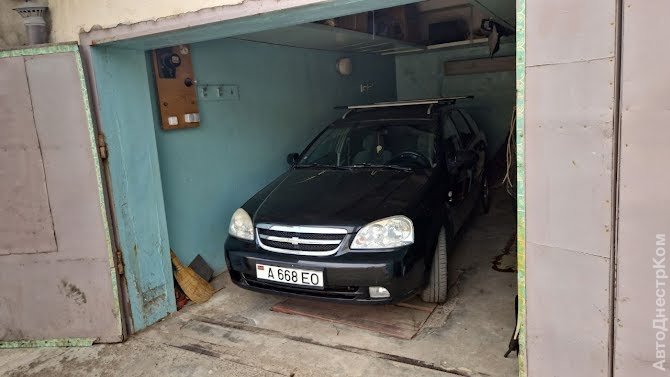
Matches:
[[170, 250, 214, 304]]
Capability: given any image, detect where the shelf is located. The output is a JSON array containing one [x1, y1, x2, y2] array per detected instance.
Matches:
[[234, 23, 513, 57], [233, 23, 424, 55]]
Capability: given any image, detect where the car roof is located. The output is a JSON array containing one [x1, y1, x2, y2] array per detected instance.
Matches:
[[338, 105, 439, 123], [333, 105, 478, 127], [334, 97, 474, 124]]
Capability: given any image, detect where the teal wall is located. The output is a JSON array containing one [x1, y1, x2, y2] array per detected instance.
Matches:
[[395, 43, 516, 156], [91, 46, 176, 332], [152, 38, 397, 273]]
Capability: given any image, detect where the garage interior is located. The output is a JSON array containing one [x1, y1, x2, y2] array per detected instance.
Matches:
[[88, 0, 519, 375]]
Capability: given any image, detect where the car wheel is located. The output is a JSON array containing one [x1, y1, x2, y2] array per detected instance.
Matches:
[[421, 226, 448, 304], [481, 172, 491, 214]]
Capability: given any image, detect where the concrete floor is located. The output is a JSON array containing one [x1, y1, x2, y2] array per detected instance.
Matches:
[[0, 190, 518, 377]]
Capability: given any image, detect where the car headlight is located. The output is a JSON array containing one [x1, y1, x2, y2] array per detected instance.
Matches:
[[229, 208, 254, 241], [351, 216, 414, 249]]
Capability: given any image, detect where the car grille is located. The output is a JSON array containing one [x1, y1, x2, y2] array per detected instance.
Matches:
[[256, 224, 347, 256]]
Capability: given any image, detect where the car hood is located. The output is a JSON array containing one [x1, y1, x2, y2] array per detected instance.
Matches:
[[250, 168, 432, 228]]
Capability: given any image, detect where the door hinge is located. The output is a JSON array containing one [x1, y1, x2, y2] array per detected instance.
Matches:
[[116, 250, 125, 275], [97, 133, 108, 160]]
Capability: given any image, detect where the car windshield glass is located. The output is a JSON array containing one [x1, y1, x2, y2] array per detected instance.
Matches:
[[298, 123, 437, 168]]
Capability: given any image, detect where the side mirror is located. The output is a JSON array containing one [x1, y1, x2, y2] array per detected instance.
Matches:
[[448, 150, 478, 170], [286, 153, 300, 166]]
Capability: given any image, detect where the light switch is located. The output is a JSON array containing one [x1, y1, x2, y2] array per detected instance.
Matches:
[[168, 116, 178, 126], [184, 113, 200, 123]]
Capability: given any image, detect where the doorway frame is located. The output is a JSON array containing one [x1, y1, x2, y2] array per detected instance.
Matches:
[[514, 0, 526, 374], [78, 1, 528, 375]]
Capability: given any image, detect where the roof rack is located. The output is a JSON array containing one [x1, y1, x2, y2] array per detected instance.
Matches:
[[337, 96, 473, 119]]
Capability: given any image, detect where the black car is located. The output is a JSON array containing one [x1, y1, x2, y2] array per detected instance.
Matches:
[[225, 97, 489, 304]]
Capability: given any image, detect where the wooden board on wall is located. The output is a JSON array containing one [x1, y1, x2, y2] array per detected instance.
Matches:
[[152, 45, 199, 130], [443, 56, 515, 76], [371, 5, 421, 43], [334, 13, 368, 33]]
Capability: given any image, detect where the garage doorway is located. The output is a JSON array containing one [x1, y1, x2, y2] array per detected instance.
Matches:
[[84, 0, 521, 375]]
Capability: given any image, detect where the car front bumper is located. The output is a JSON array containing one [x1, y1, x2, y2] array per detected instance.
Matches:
[[224, 237, 425, 304]]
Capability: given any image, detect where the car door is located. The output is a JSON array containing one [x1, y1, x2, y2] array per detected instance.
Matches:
[[447, 111, 474, 200], [458, 109, 486, 181], [441, 112, 469, 232], [447, 110, 480, 227]]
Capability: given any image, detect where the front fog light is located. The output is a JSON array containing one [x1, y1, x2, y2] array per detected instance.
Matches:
[[369, 286, 390, 298]]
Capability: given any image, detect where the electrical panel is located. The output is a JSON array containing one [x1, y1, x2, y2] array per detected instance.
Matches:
[[152, 45, 200, 130]]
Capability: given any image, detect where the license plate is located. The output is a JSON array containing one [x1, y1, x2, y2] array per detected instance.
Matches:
[[255, 264, 324, 288]]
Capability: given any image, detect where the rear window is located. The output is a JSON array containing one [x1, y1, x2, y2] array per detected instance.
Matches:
[[442, 117, 461, 158], [459, 110, 480, 134], [449, 111, 474, 146]]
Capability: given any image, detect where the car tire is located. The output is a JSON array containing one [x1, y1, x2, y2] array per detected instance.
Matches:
[[421, 226, 448, 304], [481, 172, 491, 214]]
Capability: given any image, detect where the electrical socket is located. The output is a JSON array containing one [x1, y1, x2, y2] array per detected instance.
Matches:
[[219, 85, 239, 100], [198, 84, 239, 101], [360, 82, 374, 93]]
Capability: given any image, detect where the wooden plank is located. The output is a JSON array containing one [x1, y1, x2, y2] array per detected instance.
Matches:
[[271, 298, 436, 339], [395, 296, 437, 313], [333, 13, 368, 33], [443, 55, 515, 76]]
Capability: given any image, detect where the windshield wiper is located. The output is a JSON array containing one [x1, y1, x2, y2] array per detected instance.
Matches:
[[349, 163, 413, 172], [295, 163, 351, 171]]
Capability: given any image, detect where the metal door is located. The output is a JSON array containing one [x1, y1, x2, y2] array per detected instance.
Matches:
[[0, 44, 122, 345], [88, 46, 176, 333], [614, 1, 669, 375]]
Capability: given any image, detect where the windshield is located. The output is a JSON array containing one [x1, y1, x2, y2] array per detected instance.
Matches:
[[298, 122, 437, 169]]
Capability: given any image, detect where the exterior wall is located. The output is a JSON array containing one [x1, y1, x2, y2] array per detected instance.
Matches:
[[614, 1, 670, 375], [395, 43, 515, 156], [152, 38, 397, 273], [524, 0, 618, 376], [49, 0, 242, 43], [0, 0, 48, 47]]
